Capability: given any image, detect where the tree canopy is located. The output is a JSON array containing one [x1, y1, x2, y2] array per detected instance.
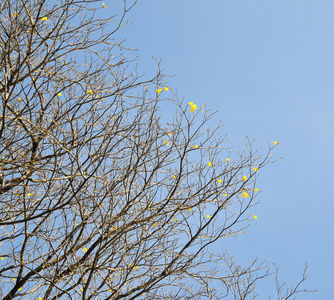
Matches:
[[0, 1, 311, 299]]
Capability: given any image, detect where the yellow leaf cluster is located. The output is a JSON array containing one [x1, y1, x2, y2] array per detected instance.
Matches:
[[188, 102, 197, 112], [156, 87, 169, 94]]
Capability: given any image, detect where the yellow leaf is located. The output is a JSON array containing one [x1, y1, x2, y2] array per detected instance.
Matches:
[[253, 215, 258, 219], [87, 90, 93, 95], [274, 141, 279, 145], [188, 208, 192, 211], [225, 158, 230, 162], [253, 188, 259, 191], [18, 287, 22, 291], [188, 102, 194, 106], [156, 88, 163, 94], [113, 116, 116, 119], [208, 162, 212, 166], [102, 3, 107, 8], [109, 289, 112, 292], [194, 144, 199, 149], [172, 175, 176, 178], [58, 93, 62, 96], [145, 86, 148, 92], [223, 193, 227, 197], [190, 104, 197, 112], [0, 257, 3, 260], [27, 193, 32, 197], [206, 215, 210, 218], [164, 87, 169, 91], [13, 13, 19, 17], [217, 179, 222, 183], [252, 167, 258, 172], [174, 218, 177, 222], [83, 248, 87, 252], [242, 190, 249, 198], [41, 17, 47, 21], [134, 265, 138, 269], [18, 98, 22, 101], [153, 223, 156, 227], [168, 132, 173, 136], [242, 176, 247, 181], [164, 141, 169, 146]]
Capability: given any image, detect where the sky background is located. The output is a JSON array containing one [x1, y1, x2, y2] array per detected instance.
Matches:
[[108, 1, 333, 298]]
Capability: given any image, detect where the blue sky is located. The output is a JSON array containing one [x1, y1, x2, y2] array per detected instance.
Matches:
[[108, 1, 333, 298]]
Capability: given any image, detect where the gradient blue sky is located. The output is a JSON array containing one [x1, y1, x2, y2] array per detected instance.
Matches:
[[109, 1, 333, 298]]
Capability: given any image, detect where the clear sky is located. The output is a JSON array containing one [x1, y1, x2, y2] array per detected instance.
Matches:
[[108, 1, 334, 298]]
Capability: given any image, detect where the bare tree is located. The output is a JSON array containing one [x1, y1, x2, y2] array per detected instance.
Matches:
[[0, 0, 313, 299]]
